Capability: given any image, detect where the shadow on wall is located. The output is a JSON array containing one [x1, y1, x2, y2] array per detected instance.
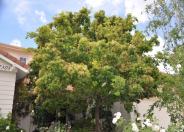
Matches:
[[111, 102, 131, 121]]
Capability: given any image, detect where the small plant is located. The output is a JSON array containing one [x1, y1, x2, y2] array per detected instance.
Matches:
[[113, 112, 167, 132], [0, 114, 23, 132], [38, 122, 65, 132], [167, 122, 184, 132]]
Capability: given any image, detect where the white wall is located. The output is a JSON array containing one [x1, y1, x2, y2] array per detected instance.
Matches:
[[0, 71, 16, 117]]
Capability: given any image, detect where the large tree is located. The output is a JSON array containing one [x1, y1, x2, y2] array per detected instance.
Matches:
[[156, 47, 184, 123], [146, 0, 184, 125], [146, 0, 184, 48], [28, 8, 160, 131]]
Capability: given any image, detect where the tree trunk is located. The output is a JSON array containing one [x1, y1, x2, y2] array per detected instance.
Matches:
[[95, 103, 101, 132]]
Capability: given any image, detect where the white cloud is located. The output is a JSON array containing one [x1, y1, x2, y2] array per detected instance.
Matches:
[[14, 0, 30, 24], [145, 36, 165, 57], [124, 0, 153, 23], [157, 62, 175, 74], [112, 0, 122, 6], [85, 0, 105, 9], [144, 36, 175, 74], [111, 0, 123, 15], [10, 39, 22, 47], [151, 36, 165, 54], [35, 10, 47, 23], [84, 0, 123, 16]]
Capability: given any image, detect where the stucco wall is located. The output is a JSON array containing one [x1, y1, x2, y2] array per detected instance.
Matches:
[[135, 98, 170, 129], [112, 99, 170, 129]]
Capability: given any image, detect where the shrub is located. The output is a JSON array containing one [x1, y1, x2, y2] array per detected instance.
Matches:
[[0, 114, 23, 132]]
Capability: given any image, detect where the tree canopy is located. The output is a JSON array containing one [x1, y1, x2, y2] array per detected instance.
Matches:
[[146, 0, 184, 48], [146, 0, 184, 124], [28, 8, 160, 131]]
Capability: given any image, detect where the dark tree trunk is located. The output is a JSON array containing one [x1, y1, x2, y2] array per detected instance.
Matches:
[[95, 103, 101, 132]]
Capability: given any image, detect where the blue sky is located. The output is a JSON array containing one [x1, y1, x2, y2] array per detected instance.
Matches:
[[0, 0, 156, 48], [0, 0, 172, 73]]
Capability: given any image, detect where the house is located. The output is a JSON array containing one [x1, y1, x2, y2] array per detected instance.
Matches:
[[0, 43, 32, 118]]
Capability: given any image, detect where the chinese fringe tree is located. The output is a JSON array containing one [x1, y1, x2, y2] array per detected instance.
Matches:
[[28, 8, 160, 131]]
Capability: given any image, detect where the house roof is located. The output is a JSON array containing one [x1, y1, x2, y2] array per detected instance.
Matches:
[[0, 42, 32, 55], [0, 49, 29, 69]]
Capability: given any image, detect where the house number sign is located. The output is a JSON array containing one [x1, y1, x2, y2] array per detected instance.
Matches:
[[0, 64, 11, 71]]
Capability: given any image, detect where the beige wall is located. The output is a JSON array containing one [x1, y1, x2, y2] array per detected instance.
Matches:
[[112, 99, 170, 129], [135, 98, 170, 129]]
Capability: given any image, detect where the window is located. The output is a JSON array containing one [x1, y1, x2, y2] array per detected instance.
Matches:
[[20, 57, 26, 64]]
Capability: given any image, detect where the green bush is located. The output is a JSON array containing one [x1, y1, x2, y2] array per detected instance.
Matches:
[[0, 114, 22, 132], [38, 122, 65, 132]]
